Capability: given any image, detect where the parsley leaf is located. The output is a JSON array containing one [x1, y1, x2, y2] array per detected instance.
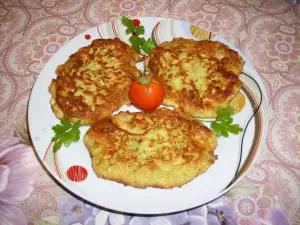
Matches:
[[141, 38, 157, 54], [121, 16, 135, 34], [122, 16, 156, 54], [135, 26, 145, 36], [52, 119, 82, 152], [129, 36, 157, 54], [129, 36, 144, 53], [205, 107, 243, 137], [121, 16, 145, 35], [53, 139, 64, 152]]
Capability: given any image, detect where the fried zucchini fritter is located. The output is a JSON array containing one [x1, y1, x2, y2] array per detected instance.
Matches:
[[49, 39, 142, 124], [145, 38, 244, 118], [84, 108, 217, 189]]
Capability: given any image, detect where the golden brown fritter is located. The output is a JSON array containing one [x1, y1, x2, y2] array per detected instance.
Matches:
[[84, 108, 217, 189], [145, 38, 244, 118], [49, 38, 142, 124]]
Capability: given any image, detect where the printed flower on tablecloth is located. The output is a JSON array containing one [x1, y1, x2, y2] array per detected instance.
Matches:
[[265, 33, 300, 62], [59, 195, 94, 225], [186, 5, 238, 35], [32, 35, 67, 63], [0, 137, 40, 225], [93, 210, 131, 225], [108, 0, 145, 17], [187, 197, 238, 225], [130, 212, 188, 225], [188, 12, 222, 33], [59, 195, 132, 225], [234, 196, 268, 224], [235, 207, 291, 225], [57, 196, 236, 225], [130, 197, 237, 225]]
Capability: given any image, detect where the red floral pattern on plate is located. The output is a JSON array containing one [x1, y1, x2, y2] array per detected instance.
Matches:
[[67, 165, 88, 182]]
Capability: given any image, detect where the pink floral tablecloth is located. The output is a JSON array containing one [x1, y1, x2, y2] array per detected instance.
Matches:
[[0, 0, 299, 225]]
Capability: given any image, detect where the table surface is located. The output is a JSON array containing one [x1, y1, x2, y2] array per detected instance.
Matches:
[[0, 0, 299, 225]]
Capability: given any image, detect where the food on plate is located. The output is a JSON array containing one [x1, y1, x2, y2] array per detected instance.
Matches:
[[84, 108, 217, 189], [129, 73, 165, 110], [204, 106, 243, 137], [122, 17, 144, 36], [145, 38, 244, 118], [122, 16, 157, 54], [51, 119, 81, 152], [49, 38, 142, 124]]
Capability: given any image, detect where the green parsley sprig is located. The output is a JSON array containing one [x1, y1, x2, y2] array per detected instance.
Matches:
[[202, 107, 243, 137], [121, 16, 157, 54], [129, 36, 157, 54], [52, 119, 81, 152], [122, 16, 145, 36]]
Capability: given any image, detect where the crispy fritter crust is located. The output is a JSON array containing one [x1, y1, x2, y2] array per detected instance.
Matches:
[[84, 108, 217, 189], [145, 38, 244, 118], [49, 38, 142, 124]]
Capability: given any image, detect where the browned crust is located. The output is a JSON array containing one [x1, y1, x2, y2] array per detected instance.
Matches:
[[157, 38, 244, 75], [145, 38, 244, 118], [49, 38, 142, 124], [84, 108, 217, 189]]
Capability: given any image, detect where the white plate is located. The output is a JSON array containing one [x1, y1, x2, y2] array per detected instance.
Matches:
[[28, 17, 270, 215]]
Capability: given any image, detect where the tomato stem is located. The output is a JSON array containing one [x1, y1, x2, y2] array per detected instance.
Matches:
[[136, 75, 152, 84], [135, 69, 162, 95], [136, 69, 153, 85]]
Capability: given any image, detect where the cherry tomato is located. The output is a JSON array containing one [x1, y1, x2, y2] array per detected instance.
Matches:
[[129, 76, 165, 110], [132, 33, 137, 36], [132, 19, 141, 27]]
